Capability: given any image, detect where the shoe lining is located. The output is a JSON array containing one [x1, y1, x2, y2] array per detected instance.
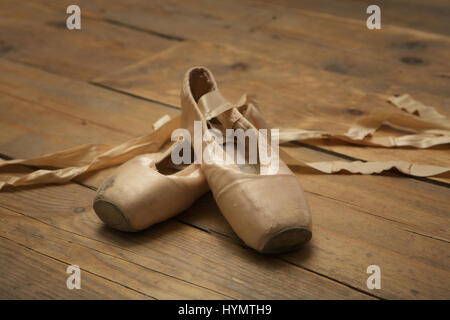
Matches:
[[189, 68, 215, 103], [189, 68, 262, 175], [155, 142, 195, 176]]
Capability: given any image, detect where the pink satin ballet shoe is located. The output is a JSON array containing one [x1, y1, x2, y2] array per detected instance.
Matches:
[[181, 66, 312, 253], [93, 143, 208, 231]]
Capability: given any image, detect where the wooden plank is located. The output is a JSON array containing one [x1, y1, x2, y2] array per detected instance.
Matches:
[[0, 60, 372, 298], [256, 0, 450, 36], [247, 9, 450, 104], [182, 200, 450, 300], [74, 0, 450, 99], [57, 0, 450, 40], [177, 145, 450, 300], [0, 207, 231, 299], [93, 41, 450, 177], [180, 142, 450, 244], [1, 108, 448, 299], [1, 60, 447, 240], [1, 0, 449, 299], [180, 164, 450, 299], [282, 145, 450, 242], [0, 236, 147, 299], [0, 60, 178, 158], [0, 94, 130, 148], [0, 182, 368, 299], [1, 162, 448, 299], [0, 59, 448, 298], [40, 0, 276, 41], [0, 0, 175, 81], [0, 105, 448, 294], [0, 60, 178, 138], [4, 1, 448, 173], [75, 0, 450, 176], [0, 62, 371, 299], [258, 8, 449, 78]]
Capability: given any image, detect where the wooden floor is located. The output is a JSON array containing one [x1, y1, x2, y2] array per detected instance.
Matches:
[[0, 0, 449, 299]]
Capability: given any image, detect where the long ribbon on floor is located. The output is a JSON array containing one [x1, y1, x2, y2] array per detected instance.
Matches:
[[278, 94, 450, 148], [0, 94, 449, 190]]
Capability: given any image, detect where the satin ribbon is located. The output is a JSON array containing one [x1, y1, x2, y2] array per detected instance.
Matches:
[[0, 94, 449, 190]]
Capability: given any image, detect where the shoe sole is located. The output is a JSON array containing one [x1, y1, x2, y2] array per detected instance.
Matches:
[[261, 227, 312, 254], [93, 199, 138, 232]]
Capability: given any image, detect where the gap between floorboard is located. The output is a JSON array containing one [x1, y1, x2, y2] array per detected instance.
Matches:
[[90, 80, 450, 189], [0, 161, 376, 299], [0, 233, 156, 299], [0, 203, 235, 299]]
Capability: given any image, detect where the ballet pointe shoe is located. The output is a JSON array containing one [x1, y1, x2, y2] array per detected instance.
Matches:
[[93, 144, 208, 231], [181, 66, 312, 254], [93, 95, 269, 232]]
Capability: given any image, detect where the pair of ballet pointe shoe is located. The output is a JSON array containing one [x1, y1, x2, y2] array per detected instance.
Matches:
[[94, 67, 312, 254]]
